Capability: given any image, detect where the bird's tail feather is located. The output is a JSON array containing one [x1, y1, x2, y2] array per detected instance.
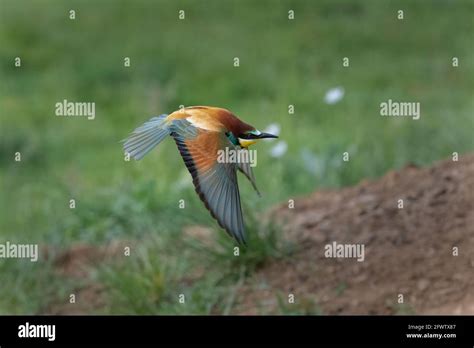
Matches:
[[122, 114, 169, 160]]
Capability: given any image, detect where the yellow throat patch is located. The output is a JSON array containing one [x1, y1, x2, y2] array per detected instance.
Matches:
[[239, 138, 257, 148]]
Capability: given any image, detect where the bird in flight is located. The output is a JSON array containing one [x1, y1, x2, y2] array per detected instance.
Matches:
[[123, 106, 278, 244]]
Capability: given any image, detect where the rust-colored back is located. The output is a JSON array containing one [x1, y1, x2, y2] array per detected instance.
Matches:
[[167, 106, 254, 135]]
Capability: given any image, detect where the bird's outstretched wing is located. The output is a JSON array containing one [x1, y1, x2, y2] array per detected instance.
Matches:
[[170, 119, 246, 244], [122, 114, 169, 160]]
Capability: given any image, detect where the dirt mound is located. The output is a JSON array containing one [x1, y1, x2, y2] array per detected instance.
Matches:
[[235, 154, 474, 314], [52, 241, 128, 278], [43, 241, 129, 314]]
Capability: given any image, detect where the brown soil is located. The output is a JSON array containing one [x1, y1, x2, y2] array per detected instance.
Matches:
[[51, 241, 128, 278], [234, 154, 474, 314], [43, 241, 129, 314]]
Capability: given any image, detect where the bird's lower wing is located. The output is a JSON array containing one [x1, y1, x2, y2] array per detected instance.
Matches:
[[170, 119, 246, 244]]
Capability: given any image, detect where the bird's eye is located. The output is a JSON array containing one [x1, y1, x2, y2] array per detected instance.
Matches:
[[240, 130, 261, 139]]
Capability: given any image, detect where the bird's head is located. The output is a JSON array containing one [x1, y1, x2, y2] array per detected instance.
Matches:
[[237, 129, 279, 148]]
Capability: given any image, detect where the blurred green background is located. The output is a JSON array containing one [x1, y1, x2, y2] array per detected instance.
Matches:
[[0, 0, 473, 314]]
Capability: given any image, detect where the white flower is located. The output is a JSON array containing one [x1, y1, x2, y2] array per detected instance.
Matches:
[[270, 141, 287, 158], [262, 123, 280, 141], [324, 87, 345, 104], [173, 169, 193, 190], [300, 148, 321, 175]]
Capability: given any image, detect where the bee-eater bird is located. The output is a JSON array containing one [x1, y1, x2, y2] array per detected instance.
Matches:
[[122, 106, 278, 244]]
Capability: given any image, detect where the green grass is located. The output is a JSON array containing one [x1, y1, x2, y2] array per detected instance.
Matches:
[[0, 0, 473, 314]]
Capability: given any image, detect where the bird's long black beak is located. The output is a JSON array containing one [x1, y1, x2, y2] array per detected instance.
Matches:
[[252, 132, 278, 139]]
